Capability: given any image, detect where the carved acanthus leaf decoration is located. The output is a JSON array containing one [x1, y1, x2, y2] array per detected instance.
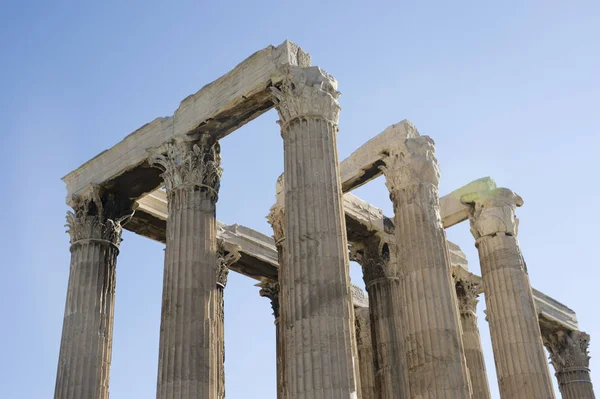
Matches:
[[267, 203, 285, 245], [270, 65, 341, 130], [65, 185, 133, 246], [258, 279, 280, 319], [380, 136, 441, 212], [149, 136, 222, 203], [216, 240, 241, 288], [461, 188, 524, 239], [543, 329, 591, 372], [350, 233, 396, 285], [453, 277, 480, 315]]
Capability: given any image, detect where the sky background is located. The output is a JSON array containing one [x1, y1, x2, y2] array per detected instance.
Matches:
[[1, 1, 599, 398]]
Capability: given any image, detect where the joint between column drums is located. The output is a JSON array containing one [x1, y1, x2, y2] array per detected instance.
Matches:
[[70, 238, 120, 254], [365, 276, 400, 289], [279, 114, 337, 133]]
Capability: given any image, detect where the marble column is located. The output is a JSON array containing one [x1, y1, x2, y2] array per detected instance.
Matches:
[[271, 65, 358, 398], [380, 135, 472, 398], [543, 327, 596, 399], [265, 201, 285, 399], [453, 276, 491, 399], [150, 137, 223, 399], [55, 186, 133, 399], [350, 234, 409, 398], [216, 240, 241, 399], [259, 279, 283, 399], [354, 306, 376, 399], [462, 188, 555, 398]]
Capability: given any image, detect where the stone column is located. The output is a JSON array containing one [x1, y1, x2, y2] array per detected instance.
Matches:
[[265, 201, 285, 399], [350, 234, 409, 398], [55, 186, 133, 399], [150, 137, 223, 399], [380, 136, 472, 398], [271, 65, 358, 398], [543, 327, 596, 399], [462, 188, 555, 398], [216, 240, 241, 399], [354, 306, 376, 399], [258, 279, 283, 398], [453, 276, 491, 399]]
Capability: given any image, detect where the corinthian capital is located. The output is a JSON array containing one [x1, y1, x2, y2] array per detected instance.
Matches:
[[349, 233, 397, 285], [257, 279, 280, 318], [453, 277, 481, 316], [216, 239, 242, 288], [461, 188, 524, 239], [267, 203, 285, 245], [149, 135, 222, 203], [380, 136, 440, 200], [66, 185, 134, 247], [270, 65, 341, 130], [543, 328, 591, 372]]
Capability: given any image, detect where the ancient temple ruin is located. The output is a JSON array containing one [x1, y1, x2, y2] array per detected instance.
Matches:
[[56, 41, 595, 399]]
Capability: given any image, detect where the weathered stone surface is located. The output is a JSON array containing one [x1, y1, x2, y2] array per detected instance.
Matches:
[[133, 187, 578, 331], [151, 138, 223, 399], [273, 65, 359, 398], [55, 186, 133, 399], [463, 188, 555, 399], [62, 40, 311, 202], [541, 320, 596, 399], [354, 306, 376, 399], [381, 136, 472, 398], [453, 274, 492, 399], [350, 234, 409, 398]]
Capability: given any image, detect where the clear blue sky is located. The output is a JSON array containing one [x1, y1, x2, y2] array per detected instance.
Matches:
[[1, 1, 599, 398]]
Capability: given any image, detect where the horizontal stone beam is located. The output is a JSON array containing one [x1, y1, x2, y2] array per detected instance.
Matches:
[[452, 265, 578, 331], [439, 177, 497, 228], [62, 40, 311, 203]]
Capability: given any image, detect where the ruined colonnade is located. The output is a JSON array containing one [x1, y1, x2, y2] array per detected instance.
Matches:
[[55, 41, 595, 399]]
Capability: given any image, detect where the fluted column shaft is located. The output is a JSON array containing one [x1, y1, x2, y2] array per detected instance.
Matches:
[[351, 235, 409, 398], [151, 138, 223, 399], [543, 327, 595, 398], [454, 278, 491, 399], [266, 201, 286, 399], [272, 65, 358, 398], [382, 135, 471, 398], [463, 188, 554, 398], [259, 280, 283, 399], [55, 188, 131, 399], [355, 307, 376, 399]]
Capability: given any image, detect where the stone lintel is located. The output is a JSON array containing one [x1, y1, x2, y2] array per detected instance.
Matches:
[[62, 40, 310, 202], [131, 186, 578, 331]]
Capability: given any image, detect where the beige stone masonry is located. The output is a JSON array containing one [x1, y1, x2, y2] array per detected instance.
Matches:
[[381, 136, 472, 398], [541, 323, 596, 399], [55, 186, 133, 399], [272, 65, 359, 398], [453, 275, 492, 399], [150, 137, 223, 399], [462, 188, 555, 398], [350, 234, 409, 398]]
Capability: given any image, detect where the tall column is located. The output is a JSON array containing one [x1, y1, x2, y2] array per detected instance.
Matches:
[[462, 188, 555, 398], [55, 185, 133, 399], [150, 137, 223, 399], [216, 240, 241, 399], [258, 279, 283, 398], [265, 201, 286, 399], [271, 65, 358, 398], [380, 136, 472, 398], [350, 234, 409, 398], [453, 276, 491, 399], [543, 327, 596, 398], [354, 306, 376, 399]]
